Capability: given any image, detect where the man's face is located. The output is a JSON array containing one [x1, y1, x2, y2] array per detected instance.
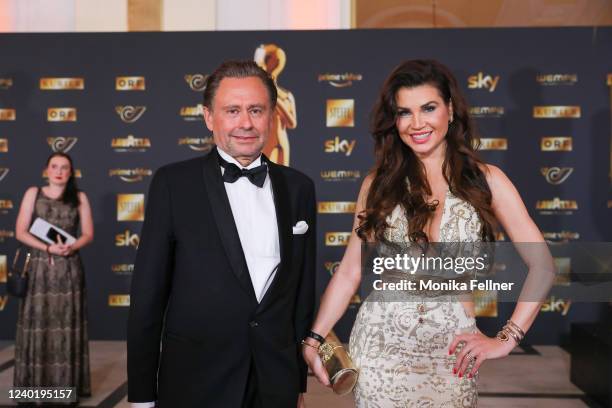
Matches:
[[204, 76, 272, 164]]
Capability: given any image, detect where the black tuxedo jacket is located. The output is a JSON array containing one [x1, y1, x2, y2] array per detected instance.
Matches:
[[127, 150, 316, 407]]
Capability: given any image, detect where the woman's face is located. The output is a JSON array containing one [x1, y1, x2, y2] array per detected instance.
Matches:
[[46, 156, 72, 186], [395, 83, 453, 159]]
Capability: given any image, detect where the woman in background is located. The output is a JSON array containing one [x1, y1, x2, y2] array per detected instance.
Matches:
[[302, 60, 553, 407], [14, 152, 93, 401]]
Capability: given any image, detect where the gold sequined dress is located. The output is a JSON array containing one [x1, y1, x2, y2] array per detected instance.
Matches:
[[349, 189, 482, 407]]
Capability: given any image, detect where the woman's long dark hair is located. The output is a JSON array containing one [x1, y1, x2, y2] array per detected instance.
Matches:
[[356, 60, 496, 242], [46, 152, 80, 208]]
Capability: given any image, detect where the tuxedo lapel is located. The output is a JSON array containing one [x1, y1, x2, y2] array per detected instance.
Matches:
[[258, 160, 293, 309], [201, 151, 257, 302]]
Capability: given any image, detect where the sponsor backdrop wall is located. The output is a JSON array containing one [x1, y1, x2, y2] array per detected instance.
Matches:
[[0, 28, 610, 343]]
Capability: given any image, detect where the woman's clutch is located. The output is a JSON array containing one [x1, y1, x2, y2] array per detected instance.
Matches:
[[318, 331, 359, 395]]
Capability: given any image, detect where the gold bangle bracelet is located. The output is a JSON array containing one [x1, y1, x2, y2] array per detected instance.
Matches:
[[506, 320, 525, 338], [301, 339, 320, 351]]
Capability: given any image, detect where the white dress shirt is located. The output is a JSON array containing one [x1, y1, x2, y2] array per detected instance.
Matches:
[[131, 149, 281, 408]]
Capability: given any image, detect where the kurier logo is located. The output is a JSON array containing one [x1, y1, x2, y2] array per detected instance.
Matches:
[[468, 106, 504, 118], [320, 170, 361, 182], [0, 139, 6, 152], [0, 78, 13, 89], [0, 199, 14, 212], [178, 136, 215, 152], [108, 295, 130, 307], [40, 77, 84, 90], [0, 168, 8, 182], [326, 99, 354, 127], [325, 232, 351, 246], [180, 104, 205, 121], [541, 137, 572, 151], [47, 137, 78, 153], [541, 167, 573, 185], [185, 74, 208, 92], [109, 168, 152, 182], [474, 289, 498, 317], [47, 107, 76, 122], [115, 230, 140, 248], [536, 197, 578, 214], [477, 138, 508, 151], [0, 109, 16, 121], [536, 74, 577, 86], [0, 230, 14, 242], [116, 76, 145, 91], [540, 296, 571, 316], [111, 264, 134, 275], [318, 202, 356, 213], [533, 106, 581, 118], [324, 136, 356, 156], [43, 169, 82, 178], [115, 106, 147, 123], [0, 254, 6, 282], [111, 135, 151, 152], [117, 194, 145, 221], [318, 73, 363, 88], [467, 72, 500, 92]]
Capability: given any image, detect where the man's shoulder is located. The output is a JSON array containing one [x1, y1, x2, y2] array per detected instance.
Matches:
[[156, 155, 208, 179], [273, 163, 314, 189]]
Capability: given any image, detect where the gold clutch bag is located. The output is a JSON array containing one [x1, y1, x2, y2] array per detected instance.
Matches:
[[318, 331, 359, 395]]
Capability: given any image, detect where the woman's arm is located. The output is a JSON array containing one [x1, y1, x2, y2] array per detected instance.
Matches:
[[68, 191, 94, 252], [451, 164, 555, 377], [302, 175, 373, 385], [15, 187, 48, 251]]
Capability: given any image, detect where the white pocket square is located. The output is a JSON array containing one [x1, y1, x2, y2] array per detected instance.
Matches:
[[292, 220, 308, 235]]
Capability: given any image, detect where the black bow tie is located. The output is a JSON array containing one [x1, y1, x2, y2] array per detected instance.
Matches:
[[218, 154, 267, 188]]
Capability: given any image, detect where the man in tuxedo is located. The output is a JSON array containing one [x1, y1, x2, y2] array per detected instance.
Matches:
[[127, 60, 316, 408]]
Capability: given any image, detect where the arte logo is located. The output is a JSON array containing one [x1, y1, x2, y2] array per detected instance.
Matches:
[[474, 289, 498, 317], [0, 255, 6, 282], [180, 104, 204, 121], [324, 136, 356, 156], [320, 170, 361, 182], [185, 74, 208, 91], [468, 106, 504, 118], [540, 296, 571, 316], [325, 232, 351, 246], [43, 169, 81, 178], [318, 73, 363, 88], [542, 231, 580, 242], [0, 230, 14, 242], [108, 295, 130, 306], [0, 139, 6, 152], [536, 198, 578, 214], [326, 99, 354, 127], [0, 109, 16, 121], [40, 77, 84, 90], [109, 168, 152, 182], [541, 167, 573, 184], [47, 137, 78, 153], [116, 76, 145, 91], [541, 137, 572, 151], [115, 105, 147, 123], [178, 136, 215, 152], [0, 168, 8, 182], [318, 201, 356, 213], [536, 74, 577, 86], [0, 295, 7, 311], [0, 78, 13, 89], [111, 264, 134, 275], [117, 194, 145, 221], [111, 135, 151, 152], [468, 72, 500, 92], [115, 230, 140, 248], [533, 106, 580, 118], [477, 138, 508, 150], [47, 107, 76, 122]]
